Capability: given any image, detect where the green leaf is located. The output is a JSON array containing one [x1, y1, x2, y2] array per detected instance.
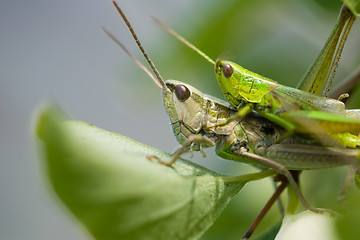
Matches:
[[35, 104, 271, 240], [343, 0, 360, 16]]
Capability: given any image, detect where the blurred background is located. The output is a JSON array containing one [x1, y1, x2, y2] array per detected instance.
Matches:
[[1, 0, 360, 239]]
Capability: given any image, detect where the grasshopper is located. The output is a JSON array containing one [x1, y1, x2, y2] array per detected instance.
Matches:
[[107, 1, 360, 238], [108, 0, 360, 211], [153, 5, 360, 147]]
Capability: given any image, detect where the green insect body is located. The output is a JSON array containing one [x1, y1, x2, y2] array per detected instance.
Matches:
[[215, 60, 345, 111], [153, 4, 358, 148], [215, 60, 360, 146], [162, 80, 356, 170]]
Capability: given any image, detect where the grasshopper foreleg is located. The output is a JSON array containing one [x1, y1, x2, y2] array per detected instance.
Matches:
[[150, 135, 215, 167], [217, 104, 253, 127]]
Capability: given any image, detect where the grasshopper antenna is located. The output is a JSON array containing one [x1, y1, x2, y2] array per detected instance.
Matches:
[[112, 0, 166, 89], [102, 27, 162, 89], [151, 16, 215, 65]]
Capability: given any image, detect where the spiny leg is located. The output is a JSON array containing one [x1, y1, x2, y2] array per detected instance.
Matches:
[[234, 148, 321, 213]]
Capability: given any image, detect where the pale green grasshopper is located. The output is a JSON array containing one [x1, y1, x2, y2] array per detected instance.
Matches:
[[107, 1, 360, 213], [153, 5, 360, 148]]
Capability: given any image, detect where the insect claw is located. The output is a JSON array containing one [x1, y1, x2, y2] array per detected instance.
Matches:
[[200, 145, 207, 158], [239, 147, 248, 154], [147, 155, 173, 167], [337, 93, 349, 101], [146, 155, 158, 161], [189, 144, 194, 158]]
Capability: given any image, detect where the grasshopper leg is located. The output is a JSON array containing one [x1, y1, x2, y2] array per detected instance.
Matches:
[[263, 113, 296, 143], [233, 147, 322, 213], [330, 132, 360, 148], [146, 155, 173, 166], [150, 135, 215, 167], [242, 178, 288, 240], [337, 166, 357, 201], [217, 104, 253, 126]]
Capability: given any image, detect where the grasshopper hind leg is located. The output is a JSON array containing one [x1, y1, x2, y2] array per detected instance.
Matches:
[[331, 132, 360, 148], [232, 147, 322, 213], [241, 178, 289, 240]]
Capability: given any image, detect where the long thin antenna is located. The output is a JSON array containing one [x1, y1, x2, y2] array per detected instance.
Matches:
[[112, 0, 166, 88], [102, 27, 162, 89], [151, 16, 215, 65]]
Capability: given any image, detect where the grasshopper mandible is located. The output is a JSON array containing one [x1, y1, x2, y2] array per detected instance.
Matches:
[[153, 5, 360, 147]]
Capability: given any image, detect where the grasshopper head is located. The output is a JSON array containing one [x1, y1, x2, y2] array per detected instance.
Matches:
[[214, 60, 278, 107], [162, 80, 206, 146]]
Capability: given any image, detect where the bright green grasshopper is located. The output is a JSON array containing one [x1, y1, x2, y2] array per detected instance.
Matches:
[[153, 5, 360, 148]]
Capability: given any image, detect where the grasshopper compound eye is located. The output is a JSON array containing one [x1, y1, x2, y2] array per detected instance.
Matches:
[[222, 63, 233, 78], [175, 84, 191, 101]]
